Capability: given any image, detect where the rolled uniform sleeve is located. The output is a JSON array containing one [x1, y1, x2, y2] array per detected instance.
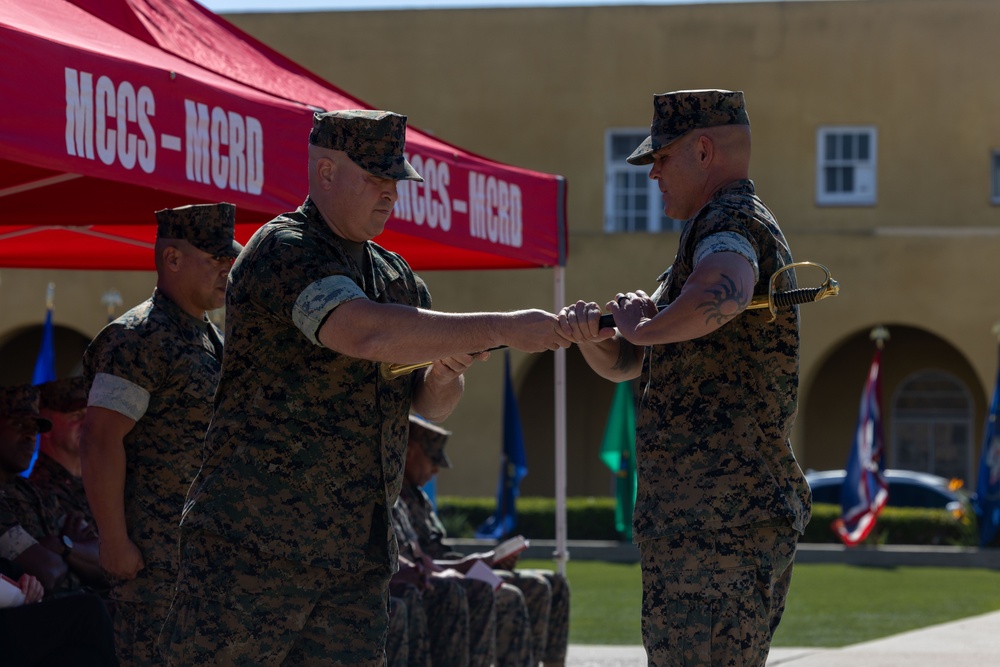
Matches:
[[693, 231, 760, 283], [293, 275, 368, 346], [87, 371, 151, 421]]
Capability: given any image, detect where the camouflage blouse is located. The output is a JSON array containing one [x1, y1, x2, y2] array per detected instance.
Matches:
[[633, 180, 812, 542], [84, 289, 223, 596], [29, 453, 93, 525], [182, 197, 430, 574]]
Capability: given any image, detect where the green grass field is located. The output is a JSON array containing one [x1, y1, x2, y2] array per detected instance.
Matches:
[[519, 559, 1000, 647]]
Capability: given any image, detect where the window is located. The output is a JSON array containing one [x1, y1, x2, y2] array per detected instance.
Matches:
[[890, 370, 973, 482], [991, 151, 1000, 204], [604, 129, 681, 233], [816, 126, 877, 206]]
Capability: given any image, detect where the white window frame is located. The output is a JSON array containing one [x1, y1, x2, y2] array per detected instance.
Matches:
[[991, 151, 1000, 205], [816, 126, 877, 206], [603, 128, 682, 233]]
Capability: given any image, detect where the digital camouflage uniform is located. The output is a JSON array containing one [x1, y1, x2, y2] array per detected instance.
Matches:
[[632, 179, 811, 666], [28, 453, 92, 526], [622, 89, 811, 667], [30, 376, 93, 526], [160, 181, 431, 665], [84, 286, 225, 664], [401, 481, 568, 665], [0, 476, 82, 594], [392, 497, 495, 667], [387, 595, 410, 667], [388, 584, 432, 667]]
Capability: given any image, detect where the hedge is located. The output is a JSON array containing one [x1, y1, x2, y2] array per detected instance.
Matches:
[[436, 496, 979, 546]]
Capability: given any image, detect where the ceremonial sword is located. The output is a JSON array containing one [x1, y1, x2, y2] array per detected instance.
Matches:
[[380, 261, 839, 380]]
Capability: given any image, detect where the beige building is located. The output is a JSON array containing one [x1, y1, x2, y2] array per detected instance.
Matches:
[[5, 0, 999, 500]]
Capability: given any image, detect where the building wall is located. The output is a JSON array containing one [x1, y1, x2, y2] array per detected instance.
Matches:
[[218, 0, 1000, 495], [3, 0, 997, 499]]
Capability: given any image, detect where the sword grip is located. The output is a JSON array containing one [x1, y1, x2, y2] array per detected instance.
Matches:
[[771, 286, 827, 308]]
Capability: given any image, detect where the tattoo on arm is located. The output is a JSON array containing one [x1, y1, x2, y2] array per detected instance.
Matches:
[[697, 273, 749, 326], [612, 338, 638, 373]]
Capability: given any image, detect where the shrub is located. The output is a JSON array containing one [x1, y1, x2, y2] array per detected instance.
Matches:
[[437, 497, 979, 546], [801, 503, 978, 546]]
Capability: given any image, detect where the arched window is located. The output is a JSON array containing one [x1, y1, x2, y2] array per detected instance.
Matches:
[[890, 370, 973, 482]]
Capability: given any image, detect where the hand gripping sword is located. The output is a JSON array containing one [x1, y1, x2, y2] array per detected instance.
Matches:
[[380, 261, 839, 380]]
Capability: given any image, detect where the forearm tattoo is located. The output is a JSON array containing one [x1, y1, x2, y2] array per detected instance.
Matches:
[[697, 273, 749, 326], [612, 338, 638, 373]]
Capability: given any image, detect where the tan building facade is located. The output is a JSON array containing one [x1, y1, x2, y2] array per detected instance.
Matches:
[[5, 0, 999, 500]]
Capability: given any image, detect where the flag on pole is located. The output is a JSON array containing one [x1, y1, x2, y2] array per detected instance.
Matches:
[[475, 350, 528, 540], [973, 342, 1000, 547], [832, 344, 889, 546], [599, 381, 637, 541], [23, 283, 57, 478]]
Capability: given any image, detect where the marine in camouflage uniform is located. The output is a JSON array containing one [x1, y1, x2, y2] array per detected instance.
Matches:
[[158, 109, 569, 667], [30, 377, 94, 525], [0, 384, 102, 595], [403, 416, 569, 665], [559, 90, 811, 667], [386, 594, 410, 667], [392, 495, 495, 667], [81, 202, 240, 666]]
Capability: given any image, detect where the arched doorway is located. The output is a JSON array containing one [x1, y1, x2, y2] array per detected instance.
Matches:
[[802, 324, 985, 485], [0, 324, 92, 385], [891, 370, 974, 481]]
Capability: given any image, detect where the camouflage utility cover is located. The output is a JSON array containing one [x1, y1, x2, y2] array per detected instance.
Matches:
[[84, 289, 224, 600], [633, 180, 811, 542], [38, 376, 89, 413], [155, 202, 242, 258], [0, 384, 51, 432], [309, 110, 423, 182], [628, 89, 750, 166], [181, 196, 430, 574]]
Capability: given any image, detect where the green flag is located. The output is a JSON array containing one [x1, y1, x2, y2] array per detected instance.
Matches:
[[599, 381, 637, 540]]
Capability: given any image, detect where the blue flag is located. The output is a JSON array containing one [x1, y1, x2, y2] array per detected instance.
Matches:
[[599, 381, 637, 541], [23, 287, 57, 477], [973, 343, 1000, 547], [475, 350, 528, 540], [832, 346, 889, 546]]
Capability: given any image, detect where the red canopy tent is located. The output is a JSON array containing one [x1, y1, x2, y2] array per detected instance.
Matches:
[[0, 0, 567, 271], [0, 0, 574, 573]]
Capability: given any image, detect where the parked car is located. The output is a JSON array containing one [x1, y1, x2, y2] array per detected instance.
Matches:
[[805, 469, 970, 518]]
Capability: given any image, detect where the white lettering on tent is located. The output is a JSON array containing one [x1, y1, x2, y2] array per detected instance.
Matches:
[[64, 68, 155, 173], [469, 172, 522, 248], [65, 69, 94, 160], [395, 153, 450, 231], [185, 100, 263, 195]]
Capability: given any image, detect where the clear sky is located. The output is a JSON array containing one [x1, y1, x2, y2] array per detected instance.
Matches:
[[198, 0, 758, 13]]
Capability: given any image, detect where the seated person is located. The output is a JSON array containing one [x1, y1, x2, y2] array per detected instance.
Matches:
[[1, 557, 118, 666], [0, 384, 105, 595], [404, 415, 571, 667], [30, 377, 94, 524]]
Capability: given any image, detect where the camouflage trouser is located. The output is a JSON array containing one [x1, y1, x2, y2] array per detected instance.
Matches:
[[496, 570, 549, 663], [494, 581, 532, 667], [387, 596, 409, 667], [424, 576, 472, 667], [455, 577, 496, 667], [158, 530, 391, 666], [388, 584, 431, 667], [497, 569, 571, 664], [639, 521, 798, 667], [113, 597, 171, 667], [110, 569, 176, 666]]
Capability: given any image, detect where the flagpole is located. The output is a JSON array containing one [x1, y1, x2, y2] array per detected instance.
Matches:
[[553, 265, 568, 576]]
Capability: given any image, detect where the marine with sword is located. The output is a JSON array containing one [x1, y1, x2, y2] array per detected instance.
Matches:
[[557, 89, 816, 667]]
